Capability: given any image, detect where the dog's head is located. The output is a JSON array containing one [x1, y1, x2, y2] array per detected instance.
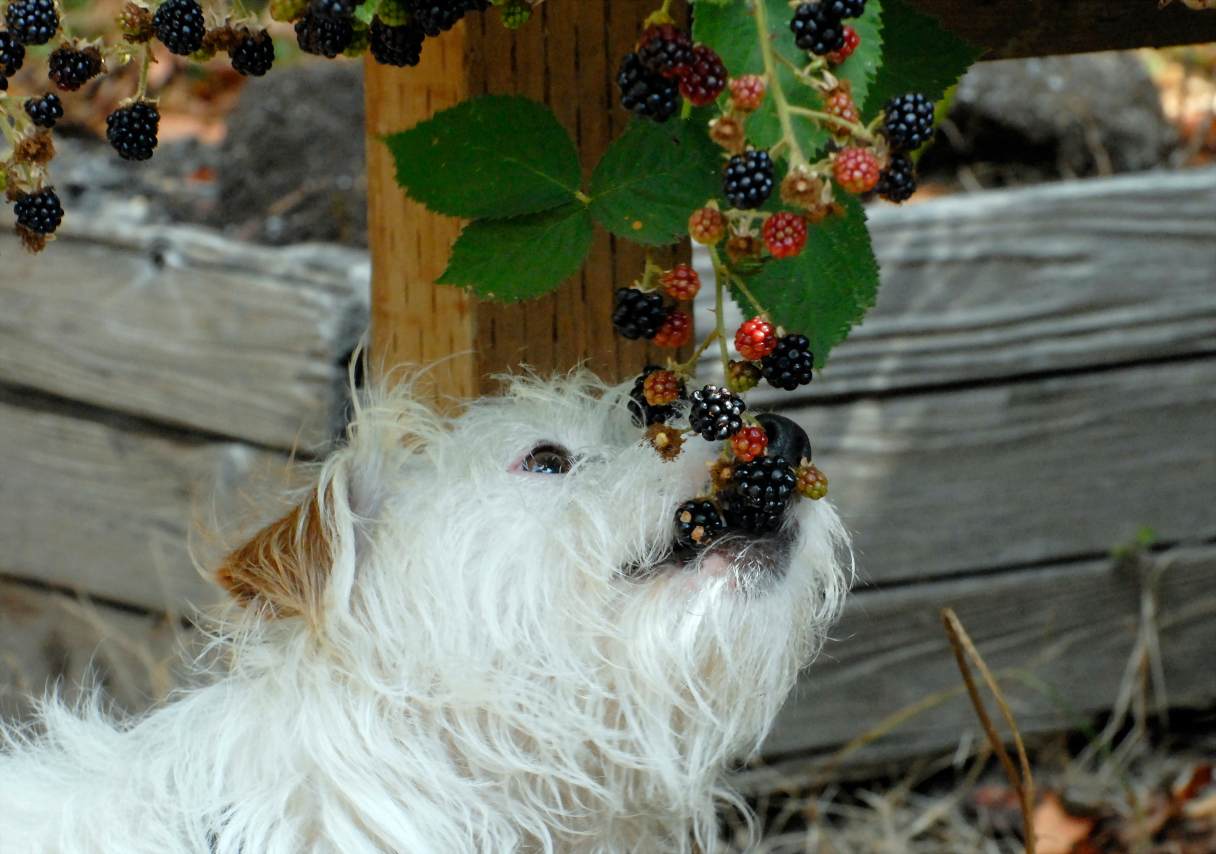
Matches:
[[216, 371, 849, 839]]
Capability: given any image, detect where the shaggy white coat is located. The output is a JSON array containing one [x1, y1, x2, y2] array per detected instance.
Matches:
[[0, 372, 850, 853]]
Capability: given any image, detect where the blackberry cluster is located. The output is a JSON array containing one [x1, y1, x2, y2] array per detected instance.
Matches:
[[689, 385, 746, 442], [294, 12, 354, 57], [723, 149, 774, 209], [230, 29, 275, 76], [106, 101, 160, 162], [789, 2, 845, 56], [369, 18, 425, 67], [629, 366, 686, 427], [876, 153, 916, 203], [408, 0, 487, 37], [13, 187, 63, 235], [152, 0, 205, 56], [48, 45, 102, 92], [24, 92, 63, 128], [881, 92, 935, 151], [5, 0, 58, 46], [0, 31, 25, 85], [761, 335, 815, 390], [616, 52, 680, 123], [636, 24, 693, 78], [729, 455, 797, 516], [674, 499, 726, 549], [612, 288, 667, 340]]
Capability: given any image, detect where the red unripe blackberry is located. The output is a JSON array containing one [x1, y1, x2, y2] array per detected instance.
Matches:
[[13, 187, 64, 235], [653, 309, 692, 349], [5, 0, 59, 46], [762, 212, 808, 259], [617, 51, 680, 123], [726, 360, 761, 393], [153, 0, 205, 55], [231, 28, 275, 76], [48, 44, 103, 91], [881, 92, 935, 152], [824, 86, 859, 134], [730, 426, 768, 463], [636, 23, 693, 78], [674, 499, 726, 549], [629, 365, 686, 426], [688, 206, 725, 245], [660, 264, 700, 301], [369, 17, 424, 67], [796, 463, 829, 500], [106, 101, 160, 162], [0, 31, 26, 80], [876, 152, 917, 203], [728, 74, 766, 112], [612, 287, 667, 340], [689, 385, 746, 442], [826, 25, 859, 64], [730, 455, 797, 516], [678, 44, 727, 107], [643, 369, 682, 406], [761, 334, 815, 390], [833, 146, 880, 194], [790, 2, 845, 56], [723, 149, 774, 210], [735, 316, 777, 361], [294, 11, 354, 57], [24, 92, 63, 128]]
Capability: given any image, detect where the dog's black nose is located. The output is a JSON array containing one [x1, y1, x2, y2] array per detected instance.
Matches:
[[756, 413, 812, 464]]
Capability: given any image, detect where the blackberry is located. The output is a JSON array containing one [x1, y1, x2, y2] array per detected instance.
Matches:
[[674, 499, 725, 550], [311, 0, 356, 17], [0, 31, 25, 80], [230, 29, 275, 76], [5, 0, 58, 46], [629, 366, 686, 427], [612, 287, 667, 340], [636, 23, 692, 78], [369, 17, 424, 67], [617, 51, 679, 123], [831, 0, 866, 18], [105, 101, 160, 161], [688, 385, 746, 442], [679, 44, 727, 107], [719, 492, 784, 535], [760, 334, 815, 391], [152, 0, 205, 56], [876, 153, 916, 203], [407, 0, 471, 36], [881, 92, 935, 151], [790, 2, 845, 56], [24, 92, 63, 128], [13, 187, 64, 235], [48, 45, 103, 91], [729, 455, 797, 516], [722, 149, 774, 210], [294, 11, 353, 57]]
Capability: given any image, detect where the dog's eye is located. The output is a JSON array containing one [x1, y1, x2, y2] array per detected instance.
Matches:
[[521, 444, 574, 475]]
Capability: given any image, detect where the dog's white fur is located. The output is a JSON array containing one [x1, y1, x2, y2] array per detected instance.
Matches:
[[0, 372, 849, 853]]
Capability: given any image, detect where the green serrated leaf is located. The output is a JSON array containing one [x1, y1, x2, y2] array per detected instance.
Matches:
[[729, 196, 878, 368], [437, 204, 594, 302], [385, 95, 582, 219], [865, 0, 980, 120], [588, 116, 721, 246], [693, 1, 883, 157], [354, 0, 381, 25]]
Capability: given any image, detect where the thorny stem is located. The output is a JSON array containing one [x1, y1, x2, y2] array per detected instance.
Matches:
[[788, 106, 876, 144], [753, 0, 807, 170], [708, 246, 733, 376]]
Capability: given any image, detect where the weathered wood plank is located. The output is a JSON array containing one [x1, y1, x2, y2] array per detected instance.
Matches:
[[0, 201, 369, 450], [697, 168, 1216, 402], [804, 358, 1216, 584], [753, 543, 1216, 777], [0, 391, 291, 610]]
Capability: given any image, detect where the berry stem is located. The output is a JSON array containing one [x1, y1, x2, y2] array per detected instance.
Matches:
[[675, 327, 720, 375], [788, 105, 876, 143], [708, 245, 733, 375], [135, 44, 152, 100], [574, 189, 591, 204], [723, 266, 768, 318], [752, 0, 807, 170]]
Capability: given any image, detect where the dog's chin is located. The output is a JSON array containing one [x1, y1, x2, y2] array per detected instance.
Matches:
[[625, 521, 798, 590]]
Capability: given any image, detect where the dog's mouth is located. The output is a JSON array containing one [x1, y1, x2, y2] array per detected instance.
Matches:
[[624, 522, 797, 587]]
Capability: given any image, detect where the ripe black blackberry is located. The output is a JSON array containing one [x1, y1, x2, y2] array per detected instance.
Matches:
[[294, 11, 354, 57], [312, 0, 357, 17], [230, 29, 275, 76], [616, 52, 679, 123], [5, 0, 58, 46], [13, 187, 64, 235], [106, 101, 160, 162], [881, 92, 935, 151], [636, 23, 693, 78], [369, 17, 424, 67], [761, 334, 815, 391], [876, 153, 916, 203], [790, 2, 845, 56], [729, 455, 797, 515], [719, 491, 784, 535], [24, 92, 63, 128], [612, 288, 667, 340], [688, 385, 746, 442], [829, 0, 866, 19], [629, 366, 686, 427], [48, 45, 103, 91], [0, 31, 25, 80], [674, 499, 726, 550], [407, 0, 470, 36], [152, 0, 206, 56], [722, 149, 774, 210]]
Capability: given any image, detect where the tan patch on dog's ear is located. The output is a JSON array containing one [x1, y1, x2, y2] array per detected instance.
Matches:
[[216, 486, 332, 620]]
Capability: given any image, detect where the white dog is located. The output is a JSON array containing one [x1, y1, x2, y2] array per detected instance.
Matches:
[[0, 372, 849, 853]]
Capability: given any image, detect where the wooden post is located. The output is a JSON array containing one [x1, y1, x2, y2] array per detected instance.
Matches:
[[364, 3, 685, 397]]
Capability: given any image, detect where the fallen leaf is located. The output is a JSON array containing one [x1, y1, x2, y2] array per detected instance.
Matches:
[[1035, 791, 1095, 854]]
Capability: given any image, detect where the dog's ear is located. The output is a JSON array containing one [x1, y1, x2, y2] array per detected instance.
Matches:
[[216, 484, 334, 621]]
